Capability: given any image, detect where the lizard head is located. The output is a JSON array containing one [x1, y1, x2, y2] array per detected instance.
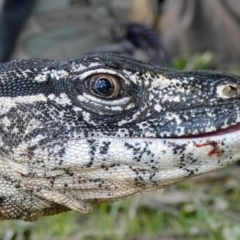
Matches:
[[1, 53, 240, 220], [65, 54, 240, 138]]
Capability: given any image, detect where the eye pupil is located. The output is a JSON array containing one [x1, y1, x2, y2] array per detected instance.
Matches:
[[94, 78, 112, 95], [87, 74, 120, 99]]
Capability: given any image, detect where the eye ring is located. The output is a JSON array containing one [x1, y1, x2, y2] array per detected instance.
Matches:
[[87, 74, 121, 99]]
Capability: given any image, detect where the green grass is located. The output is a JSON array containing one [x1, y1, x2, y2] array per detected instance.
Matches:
[[173, 51, 213, 71]]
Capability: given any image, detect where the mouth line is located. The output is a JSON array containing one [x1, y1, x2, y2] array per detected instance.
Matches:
[[182, 123, 240, 138]]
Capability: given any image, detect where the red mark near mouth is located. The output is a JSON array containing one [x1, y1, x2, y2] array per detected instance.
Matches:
[[195, 140, 224, 156]]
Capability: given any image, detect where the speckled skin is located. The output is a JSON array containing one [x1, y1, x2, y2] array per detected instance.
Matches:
[[1, 53, 240, 221]]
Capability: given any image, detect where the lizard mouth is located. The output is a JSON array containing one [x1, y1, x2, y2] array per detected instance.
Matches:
[[189, 122, 240, 138]]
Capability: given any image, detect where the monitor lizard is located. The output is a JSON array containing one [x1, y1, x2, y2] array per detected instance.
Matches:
[[1, 53, 240, 221]]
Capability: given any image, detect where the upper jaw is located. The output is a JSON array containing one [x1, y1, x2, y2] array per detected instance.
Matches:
[[179, 122, 240, 139]]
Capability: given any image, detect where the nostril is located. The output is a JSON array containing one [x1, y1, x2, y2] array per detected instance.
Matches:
[[217, 85, 239, 98]]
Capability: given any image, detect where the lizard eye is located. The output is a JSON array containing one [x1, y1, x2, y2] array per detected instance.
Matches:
[[87, 74, 120, 99]]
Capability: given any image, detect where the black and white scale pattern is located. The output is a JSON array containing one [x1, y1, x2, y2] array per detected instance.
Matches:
[[1, 53, 240, 221]]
